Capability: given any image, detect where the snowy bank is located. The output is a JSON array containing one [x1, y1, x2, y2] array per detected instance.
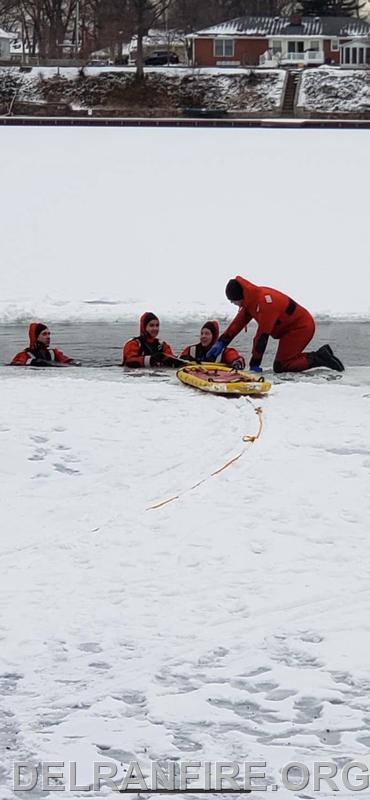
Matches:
[[297, 67, 370, 115], [0, 66, 285, 115]]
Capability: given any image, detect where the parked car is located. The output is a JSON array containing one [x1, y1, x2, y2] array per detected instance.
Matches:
[[87, 58, 113, 67], [144, 51, 179, 66]]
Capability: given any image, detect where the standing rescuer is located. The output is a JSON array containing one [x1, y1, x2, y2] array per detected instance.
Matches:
[[11, 323, 80, 366], [206, 276, 344, 373]]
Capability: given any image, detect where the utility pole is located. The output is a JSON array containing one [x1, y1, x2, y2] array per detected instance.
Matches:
[[75, 0, 80, 58], [21, 18, 25, 65]]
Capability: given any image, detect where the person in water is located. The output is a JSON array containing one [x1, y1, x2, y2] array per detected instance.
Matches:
[[180, 320, 245, 369], [11, 323, 80, 366], [206, 276, 344, 373], [122, 312, 180, 368]]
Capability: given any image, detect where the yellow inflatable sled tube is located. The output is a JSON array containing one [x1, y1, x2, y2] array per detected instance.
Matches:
[[176, 362, 271, 397]]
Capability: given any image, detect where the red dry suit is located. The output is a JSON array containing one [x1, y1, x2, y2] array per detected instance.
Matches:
[[11, 323, 75, 366], [221, 276, 316, 373], [180, 321, 245, 368], [122, 313, 175, 368]]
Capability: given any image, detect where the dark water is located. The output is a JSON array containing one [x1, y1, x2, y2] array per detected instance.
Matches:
[[0, 320, 369, 367]]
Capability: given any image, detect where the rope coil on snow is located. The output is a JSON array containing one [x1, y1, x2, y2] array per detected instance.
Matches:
[[146, 405, 264, 511]]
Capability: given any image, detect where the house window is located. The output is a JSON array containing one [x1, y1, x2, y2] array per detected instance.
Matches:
[[272, 41, 282, 55], [345, 47, 350, 64], [331, 39, 339, 51], [214, 39, 234, 57], [358, 47, 364, 64], [288, 41, 304, 53], [366, 48, 370, 65]]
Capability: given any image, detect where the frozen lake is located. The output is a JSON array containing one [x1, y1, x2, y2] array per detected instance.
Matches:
[[0, 127, 369, 320], [1, 126, 370, 797]]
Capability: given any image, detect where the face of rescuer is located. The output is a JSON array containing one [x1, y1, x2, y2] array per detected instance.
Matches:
[[200, 328, 213, 348], [37, 328, 51, 347], [145, 319, 160, 338]]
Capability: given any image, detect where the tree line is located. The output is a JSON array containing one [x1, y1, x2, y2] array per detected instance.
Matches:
[[0, 0, 364, 64]]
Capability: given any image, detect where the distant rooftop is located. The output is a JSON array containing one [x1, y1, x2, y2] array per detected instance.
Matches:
[[188, 15, 370, 38]]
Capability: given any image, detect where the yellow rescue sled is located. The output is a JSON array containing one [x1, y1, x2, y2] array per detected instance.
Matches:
[[176, 362, 271, 397]]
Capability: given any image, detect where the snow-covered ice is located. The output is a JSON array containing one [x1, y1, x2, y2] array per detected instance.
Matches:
[[1, 126, 370, 797], [0, 127, 369, 322], [1, 366, 370, 797]]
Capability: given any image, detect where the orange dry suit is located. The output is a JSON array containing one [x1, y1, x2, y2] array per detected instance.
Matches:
[[180, 320, 245, 368], [122, 313, 176, 368], [11, 323, 75, 366], [221, 276, 316, 372]]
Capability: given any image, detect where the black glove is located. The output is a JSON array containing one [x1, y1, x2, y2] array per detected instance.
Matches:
[[163, 356, 186, 368], [232, 359, 244, 370], [150, 351, 166, 367], [30, 358, 54, 367]]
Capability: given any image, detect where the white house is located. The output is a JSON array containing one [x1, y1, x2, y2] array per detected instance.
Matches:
[[0, 28, 13, 60]]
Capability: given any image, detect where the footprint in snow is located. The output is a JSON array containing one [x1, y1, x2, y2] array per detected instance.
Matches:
[[0, 672, 23, 695], [78, 642, 103, 654], [172, 734, 202, 752], [241, 666, 272, 678], [53, 462, 80, 475], [266, 688, 297, 701], [117, 691, 147, 706], [299, 631, 323, 644], [28, 448, 48, 461], [293, 696, 323, 723]]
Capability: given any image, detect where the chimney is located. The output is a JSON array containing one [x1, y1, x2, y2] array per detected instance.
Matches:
[[290, 14, 302, 25]]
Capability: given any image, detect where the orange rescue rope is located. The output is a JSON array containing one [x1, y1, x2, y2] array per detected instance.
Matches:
[[146, 405, 264, 511]]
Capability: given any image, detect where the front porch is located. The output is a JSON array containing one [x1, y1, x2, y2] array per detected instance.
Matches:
[[260, 39, 324, 67]]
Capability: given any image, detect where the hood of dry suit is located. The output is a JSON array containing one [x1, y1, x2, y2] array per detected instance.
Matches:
[[201, 320, 220, 347], [28, 322, 47, 350]]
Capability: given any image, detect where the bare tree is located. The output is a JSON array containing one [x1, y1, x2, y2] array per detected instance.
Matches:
[[85, 0, 132, 60], [168, 0, 291, 32], [128, 0, 172, 78]]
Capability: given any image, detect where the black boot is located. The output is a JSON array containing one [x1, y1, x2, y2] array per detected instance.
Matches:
[[316, 345, 344, 372]]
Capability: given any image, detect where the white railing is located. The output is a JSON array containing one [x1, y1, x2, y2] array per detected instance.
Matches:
[[305, 50, 323, 62], [284, 52, 305, 61], [260, 49, 324, 66], [282, 50, 323, 63]]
